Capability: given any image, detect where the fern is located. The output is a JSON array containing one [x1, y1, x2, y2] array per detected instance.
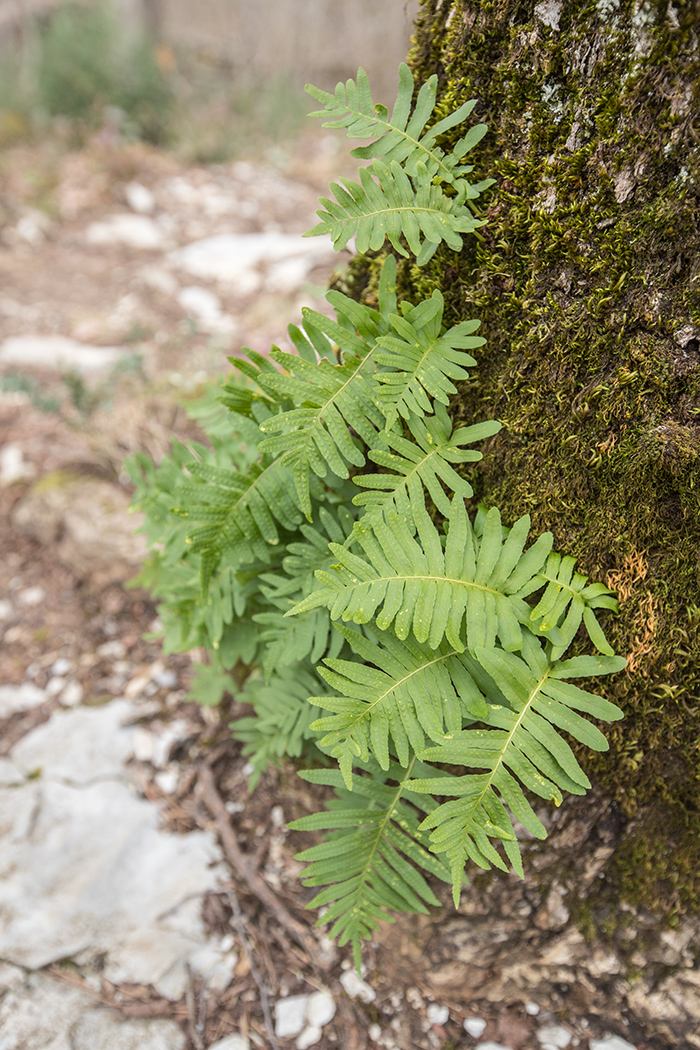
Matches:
[[289, 760, 451, 971], [306, 64, 491, 194], [352, 403, 500, 522], [129, 61, 627, 967], [410, 635, 625, 900]]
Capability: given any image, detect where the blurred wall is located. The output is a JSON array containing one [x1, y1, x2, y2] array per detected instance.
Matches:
[[0, 0, 419, 99]]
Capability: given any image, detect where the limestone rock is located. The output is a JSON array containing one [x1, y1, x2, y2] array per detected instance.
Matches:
[[71, 1011, 185, 1050], [85, 214, 167, 250], [0, 682, 46, 718], [0, 335, 126, 373], [11, 699, 137, 783]]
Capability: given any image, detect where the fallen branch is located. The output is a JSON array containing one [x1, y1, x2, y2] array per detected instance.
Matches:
[[197, 762, 323, 964]]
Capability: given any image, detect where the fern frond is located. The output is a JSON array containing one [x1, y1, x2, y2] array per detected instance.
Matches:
[[352, 404, 500, 523], [289, 760, 451, 971], [305, 160, 484, 264], [309, 623, 488, 787], [254, 506, 357, 674], [255, 309, 386, 517], [232, 666, 325, 790], [306, 64, 493, 197], [373, 293, 485, 423], [291, 492, 551, 654], [409, 633, 625, 901], [171, 458, 302, 591]]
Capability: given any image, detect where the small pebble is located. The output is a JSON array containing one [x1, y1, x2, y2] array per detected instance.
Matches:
[[538, 1025, 572, 1049], [0, 599, 12, 619], [340, 969, 376, 1003], [60, 681, 84, 707], [206, 1036, 250, 1050], [153, 669, 178, 689], [464, 1018, 488, 1038], [275, 995, 310, 1038], [526, 1002, 541, 1016], [18, 586, 45, 606], [296, 1025, 322, 1049], [427, 1003, 449, 1025], [155, 769, 179, 794], [51, 658, 73, 676], [589, 1038, 637, 1050], [475, 1043, 514, 1050], [368, 1024, 382, 1042], [306, 990, 336, 1027], [97, 640, 126, 659], [45, 676, 65, 698]]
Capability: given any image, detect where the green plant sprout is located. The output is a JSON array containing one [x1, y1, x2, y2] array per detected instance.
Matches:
[[129, 63, 626, 969]]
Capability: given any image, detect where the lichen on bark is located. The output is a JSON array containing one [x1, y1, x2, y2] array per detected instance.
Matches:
[[348, 0, 700, 923]]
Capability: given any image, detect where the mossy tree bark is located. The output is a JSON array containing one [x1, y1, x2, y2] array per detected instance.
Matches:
[[394, 0, 700, 921]]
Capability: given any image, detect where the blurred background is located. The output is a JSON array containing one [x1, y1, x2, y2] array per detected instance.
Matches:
[[0, 0, 418, 158]]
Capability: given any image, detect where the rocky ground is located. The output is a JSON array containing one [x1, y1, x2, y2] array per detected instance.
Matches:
[[0, 132, 696, 1050]]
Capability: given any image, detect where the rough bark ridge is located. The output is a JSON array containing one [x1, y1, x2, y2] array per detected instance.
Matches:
[[386, 0, 700, 928]]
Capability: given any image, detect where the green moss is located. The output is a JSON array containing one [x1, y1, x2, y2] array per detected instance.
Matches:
[[368, 0, 700, 922]]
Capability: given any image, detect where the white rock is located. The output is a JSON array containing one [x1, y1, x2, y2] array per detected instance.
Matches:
[[464, 1017, 487, 1038], [207, 1037, 250, 1050], [339, 969, 376, 1003], [11, 699, 137, 784], [525, 1002, 541, 1016], [0, 597, 12, 618], [589, 1038, 637, 1050], [177, 285, 223, 324], [275, 995, 310, 1038], [0, 961, 25, 988], [51, 658, 73, 676], [72, 1010, 186, 1049], [188, 943, 237, 993], [125, 182, 156, 214], [155, 768, 179, 794], [85, 213, 167, 250], [18, 585, 45, 606], [0, 972, 93, 1050], [0, 335, 126, 373], [538, 1025, 572, 1048], [60, 681, 84, 707], [475, 1044, 514, 1050], [0, 682, 46, 717], [306, 990, 336, 1027], [0, 759, 24, 786], [427, 1003, 449, 1025], [167, 232, 335, 295], [296, 1025, 322, 1049], [368, 1023, 382, 1041], [46, 676, 66, 698], [138, 265, 179, 296], [133, 727, 156, 762], [1, 443, 34, 485], [150, 720, 191, 768], [0, 776, 222, 975]]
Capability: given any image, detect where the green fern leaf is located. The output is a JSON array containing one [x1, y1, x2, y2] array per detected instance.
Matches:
[[171, 459, 302, 591], [289, 760, 450, 971], [255, 309, 386, 517], [352, 404, 500, 522], [410, 633, 625, 901], [309, 623, 488, 787], [306, 64, 493, 197], [305, 159, 484, 264], [232, 666, 325, 790], [290, 491, 551, 654], [372, 293, 486, 423]]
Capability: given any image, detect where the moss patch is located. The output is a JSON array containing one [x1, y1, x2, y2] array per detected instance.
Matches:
[[355, 0, 700, 922]]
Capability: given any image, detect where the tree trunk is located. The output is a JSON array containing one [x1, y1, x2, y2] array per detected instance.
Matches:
[[369, 1, 700, 1043]]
